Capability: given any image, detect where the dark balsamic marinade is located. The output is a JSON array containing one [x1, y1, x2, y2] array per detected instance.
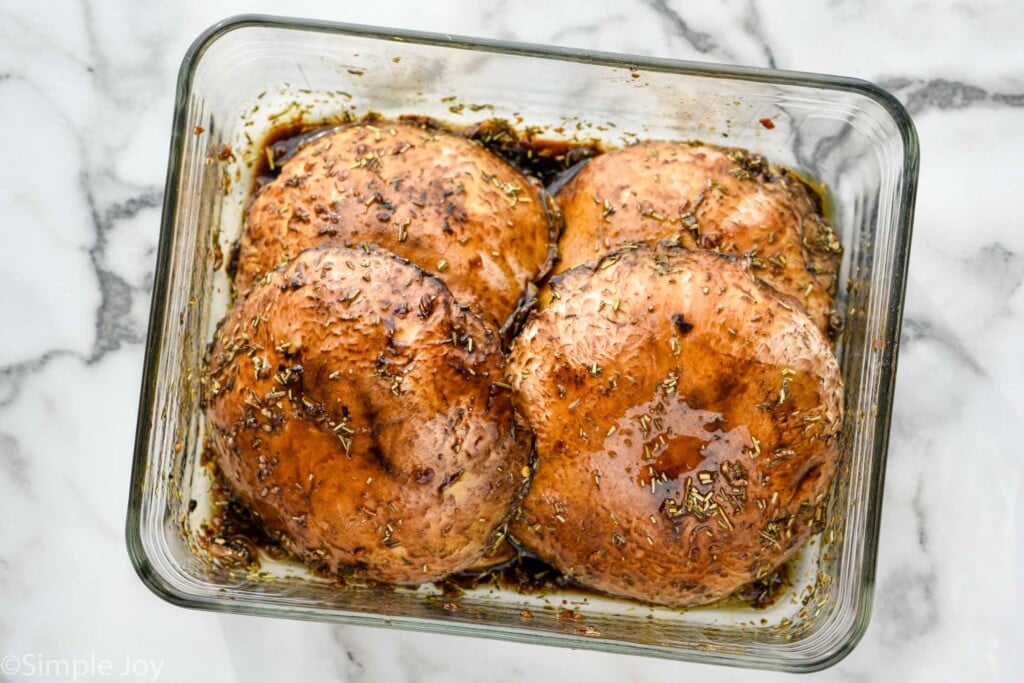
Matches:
[[250, 114, 604, 190]]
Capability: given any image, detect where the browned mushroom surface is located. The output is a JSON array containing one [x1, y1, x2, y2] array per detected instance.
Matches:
[[508, 246, 842, 607], [554, 141, 842, 336], [237, 121, 556, 331], [205, 246, 531, 584]]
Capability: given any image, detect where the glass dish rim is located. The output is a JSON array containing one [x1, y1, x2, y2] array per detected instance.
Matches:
[[126, 13, 920, 672]]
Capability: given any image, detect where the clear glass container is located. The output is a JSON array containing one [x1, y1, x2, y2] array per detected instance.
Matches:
[[126, 15, 918, 672]]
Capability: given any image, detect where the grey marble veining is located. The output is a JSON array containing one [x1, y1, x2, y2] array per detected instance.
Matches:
[[1, 0, 1022, 681]]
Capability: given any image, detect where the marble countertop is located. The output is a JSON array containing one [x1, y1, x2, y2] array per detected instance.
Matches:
[[1, 1, 1022, 681]]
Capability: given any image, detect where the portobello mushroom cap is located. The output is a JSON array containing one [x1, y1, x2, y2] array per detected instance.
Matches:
[[205, 246, 532, 584], [554, 141, 842, 336], [508, 245, 842, 607], [237, 121, 556, 331]]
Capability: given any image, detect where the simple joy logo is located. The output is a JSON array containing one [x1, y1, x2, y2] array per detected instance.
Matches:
[[0, 653, 164, 681]]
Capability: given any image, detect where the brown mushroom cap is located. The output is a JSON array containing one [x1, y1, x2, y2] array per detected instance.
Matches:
[[237, 121, 556, 331], [554, 141, 842, 336], [205, 246, 531, 584], [508, 246, 842, 607]]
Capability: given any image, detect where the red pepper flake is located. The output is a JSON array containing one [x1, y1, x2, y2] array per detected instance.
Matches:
[[759, 118, 775, 130], [193, 126, 205, 135], [217, 144, 233, 161]]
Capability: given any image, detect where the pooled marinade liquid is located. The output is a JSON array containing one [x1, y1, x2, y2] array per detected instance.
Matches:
[[248, 115, 604, 194], [211, 116, 819, 610]]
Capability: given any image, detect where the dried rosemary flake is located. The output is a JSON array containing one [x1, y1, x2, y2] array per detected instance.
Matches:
[[602, 199, 615, 218], [779, 377, 792, 405]]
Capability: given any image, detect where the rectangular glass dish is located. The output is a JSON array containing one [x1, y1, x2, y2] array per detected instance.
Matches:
[[126, 15, 918, 672]]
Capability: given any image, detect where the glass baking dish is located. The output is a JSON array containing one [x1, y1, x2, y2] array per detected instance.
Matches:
[[126, 14, 918, 672]]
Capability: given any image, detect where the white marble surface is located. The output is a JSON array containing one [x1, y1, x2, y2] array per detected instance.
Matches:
[[1, 1, 1022, 681]]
